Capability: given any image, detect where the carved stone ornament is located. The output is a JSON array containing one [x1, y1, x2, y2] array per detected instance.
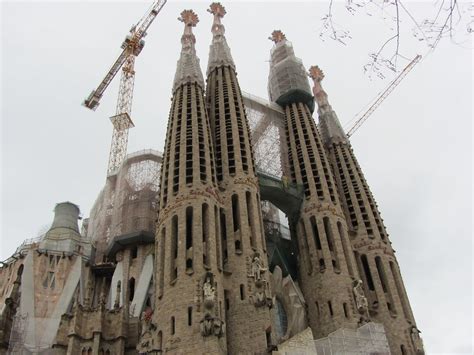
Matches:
[[137, 307, 161, 353], [200, 314, 225, 337], [250, 252, 267, 284], [410, 326, 424, 354], [203, 272, 216, 310], [353, 279, 370, 322]]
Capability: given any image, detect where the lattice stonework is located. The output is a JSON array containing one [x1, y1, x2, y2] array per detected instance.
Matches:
[[243, 92, 288, 179]]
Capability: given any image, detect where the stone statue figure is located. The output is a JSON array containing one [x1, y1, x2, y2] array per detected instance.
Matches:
[[250, 253, 267, 282], [410, 326, 424, 354], [200, 314, 225, 338], [213, 318, 225, 337], [353, 279, 368, 311], [203, 273, 216, 309], [140, 307, 154, 336], [200, 314, 214, 337]]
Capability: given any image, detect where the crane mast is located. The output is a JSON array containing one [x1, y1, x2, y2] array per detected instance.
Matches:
[[83, 0, 167, 177], [346, 54, 421, 138]]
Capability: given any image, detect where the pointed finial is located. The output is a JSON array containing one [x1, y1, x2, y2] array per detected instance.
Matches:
[[308, 65, 329, 108], [308, 66, 325, 82], [178, 9, 199, 27], [208, 2, 226, 18], [208, 2, 226, 36], [269, 30, 286, 43]]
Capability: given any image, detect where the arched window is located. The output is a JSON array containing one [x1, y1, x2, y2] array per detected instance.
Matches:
[[188, 306, 193, 326], [157, 331, 163, 350], [361, 254, 375, 291], [328, 301, 334, 317], [272, 299, 288, 340], [170, 215, 178, 281], [231, 194, 240, 232], [131, 246, 138, 259], [202, 204, 209, 267], [310, 216, 322, 250], [343, 303, 349, 318], [400, 345, 407, 355], [129, 278, 135, 302], [185, 207, 193, 271]]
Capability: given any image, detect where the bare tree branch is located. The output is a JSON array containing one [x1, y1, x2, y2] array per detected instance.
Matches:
[[318, 0, 472, 79]]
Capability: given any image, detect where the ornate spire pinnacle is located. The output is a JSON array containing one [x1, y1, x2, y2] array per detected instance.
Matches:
[[308, 65, 329, 108], [208, 2, 226, 36], [269, 30, 286, 44], [207, 2, 235, 75], [308, 65, 347, 144], [173, 9, 204, 92]]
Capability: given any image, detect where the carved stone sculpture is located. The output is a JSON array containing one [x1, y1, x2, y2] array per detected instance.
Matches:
[[137, 307, 160, 353], [200, 314, 225, 338], [353, 280, 368, 310], [410, 326, 424, 354], [203, 272, 216, 309], [250, 253, 267, 282]]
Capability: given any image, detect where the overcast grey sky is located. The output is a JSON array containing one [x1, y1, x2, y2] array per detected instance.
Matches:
[[1, 0, 472, 353]]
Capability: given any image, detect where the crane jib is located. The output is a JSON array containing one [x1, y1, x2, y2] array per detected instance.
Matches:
[[83, 0, 167, 111]]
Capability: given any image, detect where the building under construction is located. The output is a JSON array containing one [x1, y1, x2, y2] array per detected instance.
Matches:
[[0, 2, 424, 354]]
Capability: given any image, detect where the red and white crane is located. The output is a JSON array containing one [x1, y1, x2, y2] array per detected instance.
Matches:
[[83, 0, 167, 177]]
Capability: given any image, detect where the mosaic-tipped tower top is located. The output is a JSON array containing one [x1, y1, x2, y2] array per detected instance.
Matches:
[[308, 65, 347, 144], [207, 2, 235, 75], [172, 9, 205, 92], [267, 30, 314, 111]]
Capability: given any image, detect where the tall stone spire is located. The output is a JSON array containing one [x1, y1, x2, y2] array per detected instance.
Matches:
[[154, 9, 227, 353], [268, 31, 361, 339], [308, 66, 347, 145], [172, 10, 204, 92], [206, 4, 273, 353], [313, 67, 422, 353], [207, 2, 235, 75]]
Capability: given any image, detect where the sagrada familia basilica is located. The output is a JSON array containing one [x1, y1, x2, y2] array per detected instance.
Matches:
[[0, 3, 424, 354]]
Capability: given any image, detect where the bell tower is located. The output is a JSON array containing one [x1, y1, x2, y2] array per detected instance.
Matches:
[[268, 31, 361, 338], [154, 9, 226, 354], [205, 3, 273, 353]]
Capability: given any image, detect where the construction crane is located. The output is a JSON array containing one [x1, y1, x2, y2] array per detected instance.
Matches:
[[346, 54, 422, 138], [83, 0, 167, 177]]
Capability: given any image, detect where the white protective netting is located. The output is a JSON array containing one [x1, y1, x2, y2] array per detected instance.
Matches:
[[243, 91, 289, 179], [278, 322, 391, 355], [268, 40, 312, 104], [87, 150, 162, 262]]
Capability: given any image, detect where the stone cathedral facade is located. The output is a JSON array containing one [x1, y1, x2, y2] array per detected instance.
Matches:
[[0, 3, 424, 355]]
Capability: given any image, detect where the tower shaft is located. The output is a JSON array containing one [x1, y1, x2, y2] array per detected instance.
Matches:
[[268, 32, 360, 338], [206, 4, 273, 353], [311, 65, 423, 354], [154, 11, 226, 353]]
